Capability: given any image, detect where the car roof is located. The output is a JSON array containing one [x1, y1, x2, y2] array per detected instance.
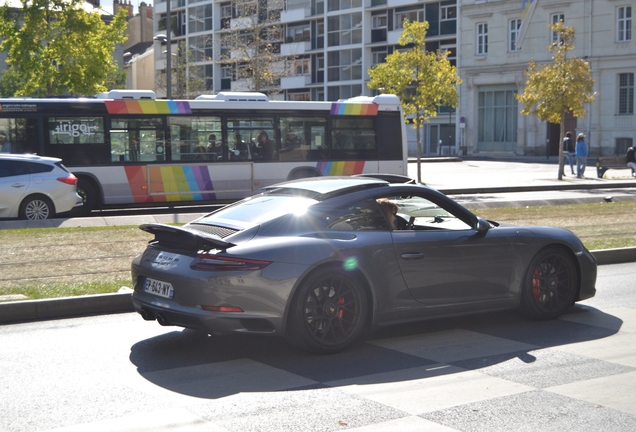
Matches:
[[263, 176, 389, 200], [0, 153, 61, 163]]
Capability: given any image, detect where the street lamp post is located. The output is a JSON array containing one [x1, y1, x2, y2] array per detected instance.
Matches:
[[153, 0, 172, 99]]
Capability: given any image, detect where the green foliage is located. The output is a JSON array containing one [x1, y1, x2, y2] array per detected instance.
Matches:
[[367, 20, 461, 182], [515, 22, 595, 180], [0, 0, 128, 96], [516, 22, 595, 123]]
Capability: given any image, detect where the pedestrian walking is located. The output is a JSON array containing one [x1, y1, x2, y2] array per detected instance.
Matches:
[[627, 146, 636, 177], [575, 133, 588, 178], [562, 131, 575, 175]]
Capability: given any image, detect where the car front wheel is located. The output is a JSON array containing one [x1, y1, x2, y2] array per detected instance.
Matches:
[[287, 268, 368, 353], [20, 195, 54, 220], [520, 246, 578, 320]]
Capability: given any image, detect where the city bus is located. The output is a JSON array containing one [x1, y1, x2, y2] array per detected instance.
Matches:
[[0, 90, 407, 213]]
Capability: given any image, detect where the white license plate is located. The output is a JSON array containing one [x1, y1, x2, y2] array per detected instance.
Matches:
[[144, 277, 174, 299]]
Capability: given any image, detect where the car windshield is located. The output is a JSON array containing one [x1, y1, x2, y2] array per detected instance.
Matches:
[[203, 194, 318, 224]]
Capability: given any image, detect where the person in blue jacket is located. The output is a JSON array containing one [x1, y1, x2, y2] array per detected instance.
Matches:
[[575, 133, 588, 178]]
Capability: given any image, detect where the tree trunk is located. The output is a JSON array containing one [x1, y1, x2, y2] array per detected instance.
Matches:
[[557, 115, 566, 180], [416, 115, 422, 184]]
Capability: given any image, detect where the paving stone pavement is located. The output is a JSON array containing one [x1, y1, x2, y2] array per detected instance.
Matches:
[[2, 297, 635, 432]]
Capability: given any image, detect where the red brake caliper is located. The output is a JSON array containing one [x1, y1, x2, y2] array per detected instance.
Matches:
[[532, 268, 541, 300], [337, 297, 345, 318]]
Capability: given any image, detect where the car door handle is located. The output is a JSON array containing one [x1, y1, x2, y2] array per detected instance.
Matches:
[[11, 183, 26, 188], [401, 253, 425, 260]]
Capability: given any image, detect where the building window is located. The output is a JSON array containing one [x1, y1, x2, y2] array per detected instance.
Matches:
[[287, 91, 311, 101], [372, 47, 387, 65], [189, 35, 213, 62], [551, 13, 565, 43], [477, 23, 488, 55], [293, 58, 311, 76], [287, 24, 310, 43], [510, 19, 521, 51], [327, 48, 362, 82], [327, 0, 362, 13], [478, 88, 518, 152], [327, 84, 362, 101], [441, 4, 456, 22], [619, 73, 634, 115], [395, 8, 424, 29], [618, 6, 632, 42], [236, 0, 257, 17], [372, 14, 387, 29], [327, 13, 362, 47], [188, 4, 213, 33]]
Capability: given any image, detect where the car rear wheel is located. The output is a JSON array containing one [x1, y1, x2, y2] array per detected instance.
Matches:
[[520, 247, 578, 320], [19, 195, 54, 220], [287, 269, 368, 353]]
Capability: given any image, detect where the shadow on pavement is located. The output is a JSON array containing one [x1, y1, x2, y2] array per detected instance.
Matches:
[[129, 304, 623, 400]]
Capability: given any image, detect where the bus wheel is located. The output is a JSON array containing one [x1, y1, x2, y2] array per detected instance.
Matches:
[[287, 169, 321, 181], [75, 179, 98, 215]]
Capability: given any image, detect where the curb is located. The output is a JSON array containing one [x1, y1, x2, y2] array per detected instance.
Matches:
[[0, 248, 634, 325]]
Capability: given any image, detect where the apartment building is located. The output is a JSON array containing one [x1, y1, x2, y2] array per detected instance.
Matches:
[[151, 0, 633, 158], [152, 0, 458, 156], [459, 0, 634, 157]]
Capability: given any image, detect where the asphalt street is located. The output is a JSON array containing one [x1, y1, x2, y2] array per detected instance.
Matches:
[[0, 263, 635, 432]]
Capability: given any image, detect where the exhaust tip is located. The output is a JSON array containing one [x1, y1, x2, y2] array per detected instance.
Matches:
[[156, 313, 171, 326], [139, 308, 156, 321]]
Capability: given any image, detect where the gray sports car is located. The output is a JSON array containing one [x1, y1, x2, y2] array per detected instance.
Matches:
[[131, 177, 597, 353]]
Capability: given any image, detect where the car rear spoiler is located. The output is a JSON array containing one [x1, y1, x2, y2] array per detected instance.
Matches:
[[139, 223, 235, 251]]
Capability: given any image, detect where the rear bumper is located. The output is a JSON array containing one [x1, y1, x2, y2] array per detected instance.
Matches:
[[131, 294, 282, 335]]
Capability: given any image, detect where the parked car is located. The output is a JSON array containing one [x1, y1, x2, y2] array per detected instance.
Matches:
[[0, 154, 82, 220], [131, 177, 597, 353]]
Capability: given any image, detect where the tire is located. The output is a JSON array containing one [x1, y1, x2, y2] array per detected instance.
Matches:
[[520, 246, 578, 320], [287, 169, 320, 181], [286, 268, 368, 353], [19, 195, 54, 220], [74, 179, 97, 216]]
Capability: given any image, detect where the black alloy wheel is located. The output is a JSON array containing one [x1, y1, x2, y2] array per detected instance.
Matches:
[[287, 269, 368, 353], [521, 246, 578, 320]]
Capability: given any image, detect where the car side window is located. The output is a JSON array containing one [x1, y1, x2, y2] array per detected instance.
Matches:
[[319, 199, 390, 231], [383, 194, 472, 231], [26, 162, 54, 174], [0, 160, 11, 178]]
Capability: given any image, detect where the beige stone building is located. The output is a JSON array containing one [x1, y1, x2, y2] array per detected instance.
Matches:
[[458, 0, 635, 158]]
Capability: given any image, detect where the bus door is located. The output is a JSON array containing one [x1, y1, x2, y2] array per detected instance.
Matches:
[[110, 117, 165, 163]]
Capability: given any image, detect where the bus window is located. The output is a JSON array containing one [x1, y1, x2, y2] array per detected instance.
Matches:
[[111, 118, 163, 163], [47, 116, 108, 165], [279, 117, 326, 162], [226, 117, 277, 161], [0, 118, 39, 155], [169, 116, 222, 162], [331, 118, 378, 160]]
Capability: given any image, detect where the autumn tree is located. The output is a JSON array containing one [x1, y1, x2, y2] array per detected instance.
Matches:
[[0, 0, 128, 97], [516, 22, 595, 180], [155, 41, 206, 99], [218, 0, 293, 95], [368, 20, 461, 183]]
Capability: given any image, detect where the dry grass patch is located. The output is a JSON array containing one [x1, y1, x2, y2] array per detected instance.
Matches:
[[1, 202, 635, 301]]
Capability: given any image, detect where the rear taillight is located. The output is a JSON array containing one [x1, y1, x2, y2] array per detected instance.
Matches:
[[192, 253, 271, 271], [201, 305, 244, 313], [57, 174, 78, 186]]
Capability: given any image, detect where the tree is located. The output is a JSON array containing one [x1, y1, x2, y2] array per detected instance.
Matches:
[[0, 0, 128, 97], [367, 20, 461, 184], [218, 0, 292, 95], [155, 41, 206, 99], [515, 22, 595, 180]]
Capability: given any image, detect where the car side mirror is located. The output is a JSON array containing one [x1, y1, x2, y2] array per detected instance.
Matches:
[[475, 217, 490, 236]]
